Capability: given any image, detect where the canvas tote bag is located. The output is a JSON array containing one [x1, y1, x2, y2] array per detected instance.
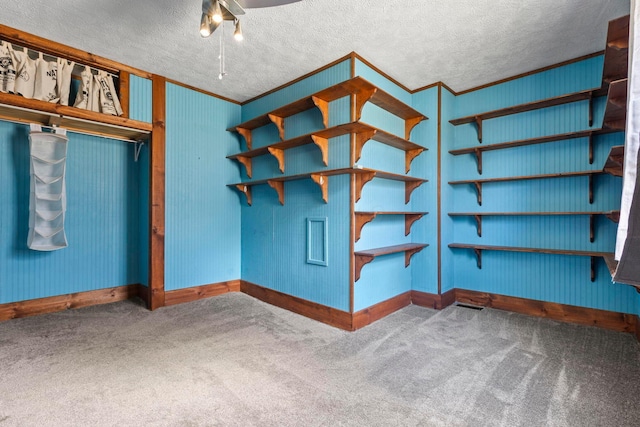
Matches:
[[12, 47, 36, 98], [0, 41, 16, 93], [96, 70, 123, 116], [33, 52, 59, 102], [73, 65, 92, 109], [56, 58, 75, 106]]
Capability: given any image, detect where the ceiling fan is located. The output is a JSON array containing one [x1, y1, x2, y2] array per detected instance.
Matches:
[[200, 0, 302, 39]]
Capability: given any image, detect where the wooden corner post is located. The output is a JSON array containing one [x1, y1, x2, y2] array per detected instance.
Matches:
[[149, 75, 166, 310]]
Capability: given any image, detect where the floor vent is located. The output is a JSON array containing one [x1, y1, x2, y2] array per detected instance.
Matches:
[[455, 303, 484, 310]]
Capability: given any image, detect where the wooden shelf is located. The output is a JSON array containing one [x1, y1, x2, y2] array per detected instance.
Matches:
[[228, 77, 427, 149], [449, 128, 615, 174], [603, 79, 627, 131], [354, 243, 427, 281], [448, 170, 605, 206], [604, 145, 624, 177], [227, 121, 427, 178], [229, 167, 427, 206], [0, 92, 151, 142], [448, 243, 613, 282], [449, 211, 620, 240], [602, 15, 629, 87], [449, 89, 597, 143], [354, 211, 427, 242]]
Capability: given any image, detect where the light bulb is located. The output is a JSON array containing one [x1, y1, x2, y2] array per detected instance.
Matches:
[[218, 73, 223, 80], [212, 1, 223, 23], [200, 14, 212, 37], [234, 20, 243, 41]]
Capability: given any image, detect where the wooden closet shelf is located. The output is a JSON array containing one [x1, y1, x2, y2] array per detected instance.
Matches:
[[448, 243, 614, 281], [604, 145, 624, 177], [228, 77, 427, 149], [227, 121, 427, 177], [354, 243, 427, 281], [602, 15, 629, 86], [449, 211, 620, 240], [229, 167, 427, 206], [448, 170, 609, 206], [449, 128, 616, 173], [449, 89, 597, 143], [0, 92, 152, 141], [354, 211, 428, 242], [603, 79, 627, 131]]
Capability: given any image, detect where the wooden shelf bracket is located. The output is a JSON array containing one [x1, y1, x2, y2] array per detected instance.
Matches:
[[268, 114, 286, 140], [354, 254, 375, 282], [474, 116, 483, 143], [267, 147, 285, 173], [267, 180, 285, 205], [310, 173, 329, 203], [233, 184, 252, 206], [589, 175, 594, 204], [311, 96, 330, 129], [235, 127, 252, 150], [474, 182, 483, 206], [354, 212, 377, 242], [405, 246, 424, 267], [474, 248, 483, 269], [355, 171, 377, 202], [405, 116, 423, 140], [474, 215, 482, 237], [405, 213, 425, 236], [353, 86, 378, 122], [474, 148, 483, 174], [406, 148, 425, 174], [354, 129, 378, 163], [310, 135, 329, 166], [405, 180, 425, 204], [235, 155, 252, 178], [589, 214, 595, 243]]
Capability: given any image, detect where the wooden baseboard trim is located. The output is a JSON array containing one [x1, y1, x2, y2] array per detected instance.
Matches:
[[454, 289, 637, 333], [0, 284, 141, 321], [240, 280, 352, 330], [636, 316, 640, 343], [352, 291, 412, 330], [164, 280, 241, 306], [410, 289, 456, 309]]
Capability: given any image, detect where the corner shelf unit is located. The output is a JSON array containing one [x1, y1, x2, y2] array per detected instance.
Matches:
[[449, 211, 620, 241], [227, 121, 427, 178], [449, 89, 597, 143], [227, 76, 427, 149], [355, 211, 427, 242], [448, 243, 614, 282], [229, 167, 427, 206], [602, 15, 629, 88], [448, 169, 611, 206], [449, 128, 616, 174], [0, 89, 151, 142], [354, 243, 427, 281]]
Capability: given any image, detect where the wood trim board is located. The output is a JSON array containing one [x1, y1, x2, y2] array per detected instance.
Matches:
[[165, 281, 241, 306]]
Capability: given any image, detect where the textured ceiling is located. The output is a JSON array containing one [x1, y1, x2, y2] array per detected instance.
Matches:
[[0, 0, 630, 102]]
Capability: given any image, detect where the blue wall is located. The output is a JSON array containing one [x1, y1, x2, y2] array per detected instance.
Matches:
[[164, 83, 241, 290], [441, 54, 637, 314], [0, 122, 141, 303], [239, 59, 352, 311]]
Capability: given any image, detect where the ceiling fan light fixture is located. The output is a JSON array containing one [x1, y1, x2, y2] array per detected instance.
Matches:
[[234, 19, 243, 41], [212, 0, 224, 23]]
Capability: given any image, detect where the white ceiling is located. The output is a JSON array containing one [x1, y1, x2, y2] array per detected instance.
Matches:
[[0, 0, 630, 103]]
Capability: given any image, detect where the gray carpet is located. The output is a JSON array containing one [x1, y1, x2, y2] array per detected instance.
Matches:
[[0, 293, 639, 427]]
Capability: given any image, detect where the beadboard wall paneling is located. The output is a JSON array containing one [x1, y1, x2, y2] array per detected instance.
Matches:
[[354, 59, 412, 105], [241, 60, 351, 121], [164, 83, 241, 291], [241, 177, 351, 311], [129, 75, 153, 123], [0, 122, 141, 303], [445, 54, 633, 314], [410, 86, 439, 295], [453, 55, 604, 119], [239, 66, 352, 311], [137, 144, 149, 287], [440, 86, 457, 293]]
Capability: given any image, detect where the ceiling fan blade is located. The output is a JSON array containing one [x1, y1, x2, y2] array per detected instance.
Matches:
[[238, 0, 302, 8]]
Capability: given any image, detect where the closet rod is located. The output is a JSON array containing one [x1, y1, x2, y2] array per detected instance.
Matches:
[[3, 40, 120, 80]]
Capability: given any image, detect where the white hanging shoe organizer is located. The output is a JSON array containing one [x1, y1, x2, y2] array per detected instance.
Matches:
[[28, 124, 69, 251]]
